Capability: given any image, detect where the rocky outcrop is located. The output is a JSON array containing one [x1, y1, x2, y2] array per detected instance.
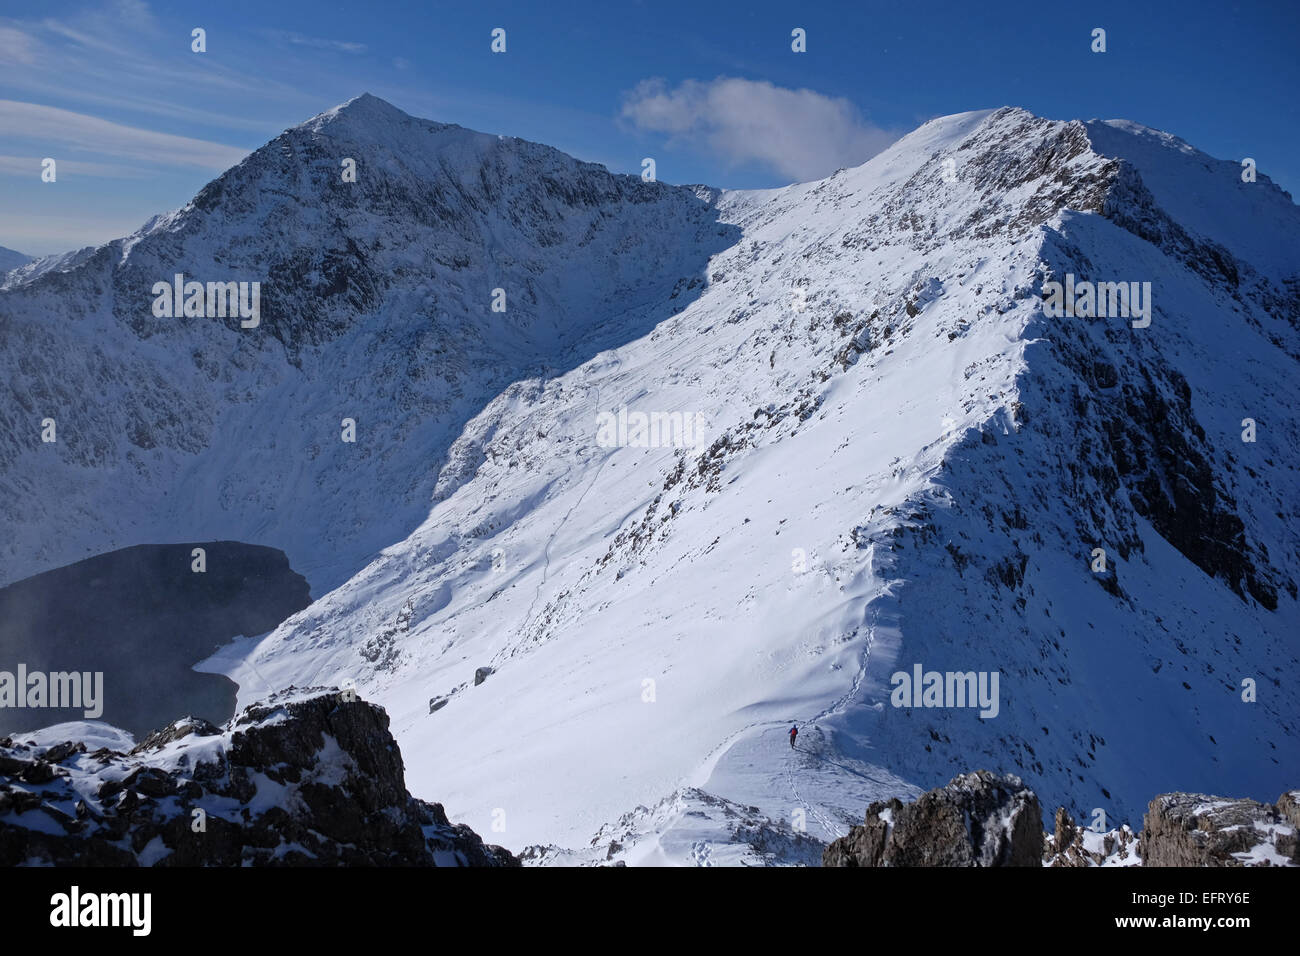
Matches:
[[0, 688, 517, 866], [1044, 806, 1139, 867], [829, 775, 1299, 867], [1141, 790, 1299, 867], [823, 770, 1043, 867]]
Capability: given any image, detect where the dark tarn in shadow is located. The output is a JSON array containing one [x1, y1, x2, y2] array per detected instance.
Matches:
[[0, 542, 310, 738]]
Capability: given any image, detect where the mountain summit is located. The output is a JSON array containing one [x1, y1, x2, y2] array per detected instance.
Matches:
[[0, 95, 731, 592], [1, 98, 1296, 863]]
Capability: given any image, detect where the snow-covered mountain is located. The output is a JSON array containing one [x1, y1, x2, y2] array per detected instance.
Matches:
[[0, 93, 731, 592], [2, 97, 1296, 865]]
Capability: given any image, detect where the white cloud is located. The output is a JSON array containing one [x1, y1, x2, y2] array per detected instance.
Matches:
[[621, 77, 898, 182], [0, 100, 248, 170]]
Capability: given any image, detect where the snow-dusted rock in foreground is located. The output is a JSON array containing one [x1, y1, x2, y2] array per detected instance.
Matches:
[[0, 689, 517, 866], [521, 786, 825, 866], [823, 770, 1044, 866], [1141, 790, 1299, 867], [1044, 805, 1139, 867], [826, 772, 1298, 866]]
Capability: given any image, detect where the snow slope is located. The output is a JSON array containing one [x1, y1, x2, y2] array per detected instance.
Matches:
[[4, 99, 1297, 864]]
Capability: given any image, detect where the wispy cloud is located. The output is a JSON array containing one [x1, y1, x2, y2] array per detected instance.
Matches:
[[0, 100, 248, 170], [267, 30, 368, 54], [0, 25, 37, 64], [621, 76, 899, 182], [0, 154, 151, 179], [41, 19, 137, 57], [0, 5, 324, 131], [34, 0, 158, 55]]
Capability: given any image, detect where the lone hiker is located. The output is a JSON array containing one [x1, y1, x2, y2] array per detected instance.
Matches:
[[789, 725, 798, 749]]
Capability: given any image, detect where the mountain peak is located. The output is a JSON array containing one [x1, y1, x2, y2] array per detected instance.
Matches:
[[331, 91, 404, 117], [297, 92, 434, 138]]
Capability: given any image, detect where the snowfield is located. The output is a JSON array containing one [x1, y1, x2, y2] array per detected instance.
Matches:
[[2, 97, 1296, 864]]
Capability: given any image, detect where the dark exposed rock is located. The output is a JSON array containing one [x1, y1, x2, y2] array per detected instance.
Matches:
[[0, 689, 517, 867], [1102, 163, 1242, 289], [19, 761, 55, 785], [823, 770, 1043, 867], [1034, 291, 1286, 610], [41, 741, 83, 764], [122, 767, 176, 799], [831, 776, 1297, 868], [1141, 790, 1300, 866]]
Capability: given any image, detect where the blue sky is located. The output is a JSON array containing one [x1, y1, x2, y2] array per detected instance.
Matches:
[[1, 0, 1297, 256]]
